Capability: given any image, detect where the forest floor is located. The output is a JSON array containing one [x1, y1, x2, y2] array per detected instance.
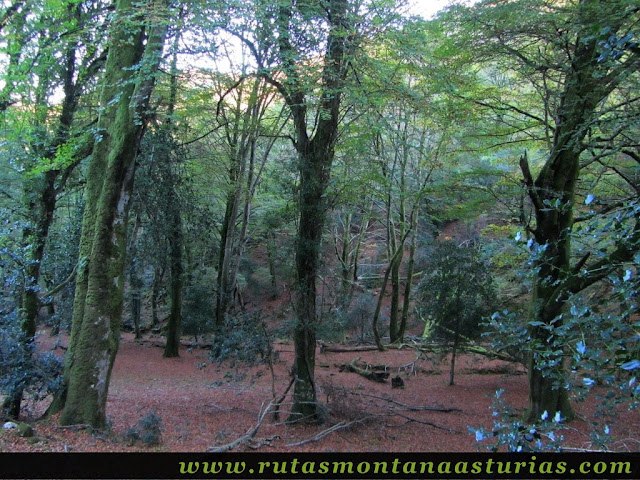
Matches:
[[1, 329, 639, 452]]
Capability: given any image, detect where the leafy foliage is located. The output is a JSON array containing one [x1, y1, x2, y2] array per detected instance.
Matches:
[[210, 312, 276, 367], [0, 314, 63, 413], [125, 410, 163, 447], [416, 241, 496, 343]]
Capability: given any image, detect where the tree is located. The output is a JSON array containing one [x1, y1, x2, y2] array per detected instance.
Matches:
[[444, 0, 640, 421], [216, 0, 365, 421], [0, 0, 108, 419], [416, 241, 495, 385], [274, 0, 354, 422], [54, 0, 171, 428], [212, 72, 286, 328]]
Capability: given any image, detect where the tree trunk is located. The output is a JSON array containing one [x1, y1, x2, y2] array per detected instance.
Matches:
[[271, 0, 351, 422], [449, 338, 458, 386], [289, 147, 327, 422], [215, 186, 241, 327], [57, 0, 168, 428], [521, 20, 612, 422], [266, 230, 279, 297], [128, 216, 142, 340], [151, 265, 164, 327], [10, 8, 88, 418], [164, 198, 183, 358], [388, 246, 402, 343], [399, 220, 418, 342]]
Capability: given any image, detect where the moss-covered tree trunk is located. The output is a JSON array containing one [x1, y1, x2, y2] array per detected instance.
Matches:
[[4, 5, 98, 418], [521, 16, 616, 422], [215, 184, 242, 327], [276, 0, 351, 422], [57, 0, 168, 428], [290, 143, 330, 421]]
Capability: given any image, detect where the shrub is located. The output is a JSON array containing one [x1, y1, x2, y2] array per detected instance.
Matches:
[[0, 313, 63, 418], [182, 281, 215, 341], [343, 293, 376, 342], [211, 311, 276, 367], [125, 410, 163, 447], [416, 241, 496, 385]]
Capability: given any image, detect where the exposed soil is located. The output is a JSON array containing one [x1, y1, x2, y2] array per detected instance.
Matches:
[[1, 329, 639, 452]]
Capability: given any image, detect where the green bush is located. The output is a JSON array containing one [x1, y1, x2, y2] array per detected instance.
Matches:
[[0, 313, 63, 417], [211, 311, 276, 366], [125, 410, 163, 446]]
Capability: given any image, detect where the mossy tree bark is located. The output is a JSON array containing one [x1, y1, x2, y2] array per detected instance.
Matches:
[[57, 0, 169, 428], [265, 0, 352, 422], [519, 1, 639, 422], [448, 0, 640, 424], [3, 2, 106, 419]]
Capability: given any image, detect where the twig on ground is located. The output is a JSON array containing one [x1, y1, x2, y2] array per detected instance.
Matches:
[[286, 417, 375, 447], [350, 391, 461, 413], [393, 413, 461, 433], [55, 424, 91, 431], [208, 401, 273, 452]]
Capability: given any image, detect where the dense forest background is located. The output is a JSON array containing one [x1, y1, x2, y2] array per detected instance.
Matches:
[[1, 0, 639, 451]]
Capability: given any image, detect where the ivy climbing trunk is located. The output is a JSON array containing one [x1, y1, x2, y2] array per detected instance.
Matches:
[[57, 0, 168, 428]]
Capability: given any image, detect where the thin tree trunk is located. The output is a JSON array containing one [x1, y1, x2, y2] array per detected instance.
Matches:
[[163, 21, 184, 357], [449, 333, 458, 386], [151, 264, 164, 327], [399, 220, 418, 342]]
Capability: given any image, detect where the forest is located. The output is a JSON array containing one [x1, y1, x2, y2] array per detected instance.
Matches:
[[0, 0, 639, 453]]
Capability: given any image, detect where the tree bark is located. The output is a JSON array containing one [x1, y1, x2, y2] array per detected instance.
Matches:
[[163, 193, 183, 358], [522, 10, 625, 422], [268, 0, 352, 423], [57, 0, 168, 428]]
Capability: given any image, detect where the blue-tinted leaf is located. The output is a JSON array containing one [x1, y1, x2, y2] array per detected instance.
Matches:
[[621, 360, 640, 371]]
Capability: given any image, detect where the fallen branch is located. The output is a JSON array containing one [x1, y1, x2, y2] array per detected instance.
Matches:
[[351, 391, 461, 413], [56, 424, 91, 431], [244, 435, 280, 450], [286, 417, 375, 447], [273, 376, 295, 421], [338, 359, 389, 383], [320, 342, 379, 353], [394, 413, 461, 433], [208, 401, 273, 452]]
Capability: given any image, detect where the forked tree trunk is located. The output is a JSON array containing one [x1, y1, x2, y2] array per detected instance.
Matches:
[[520, 17, 615, 422], [272, 0, 351, 422], [56, 0, 168, 428]]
